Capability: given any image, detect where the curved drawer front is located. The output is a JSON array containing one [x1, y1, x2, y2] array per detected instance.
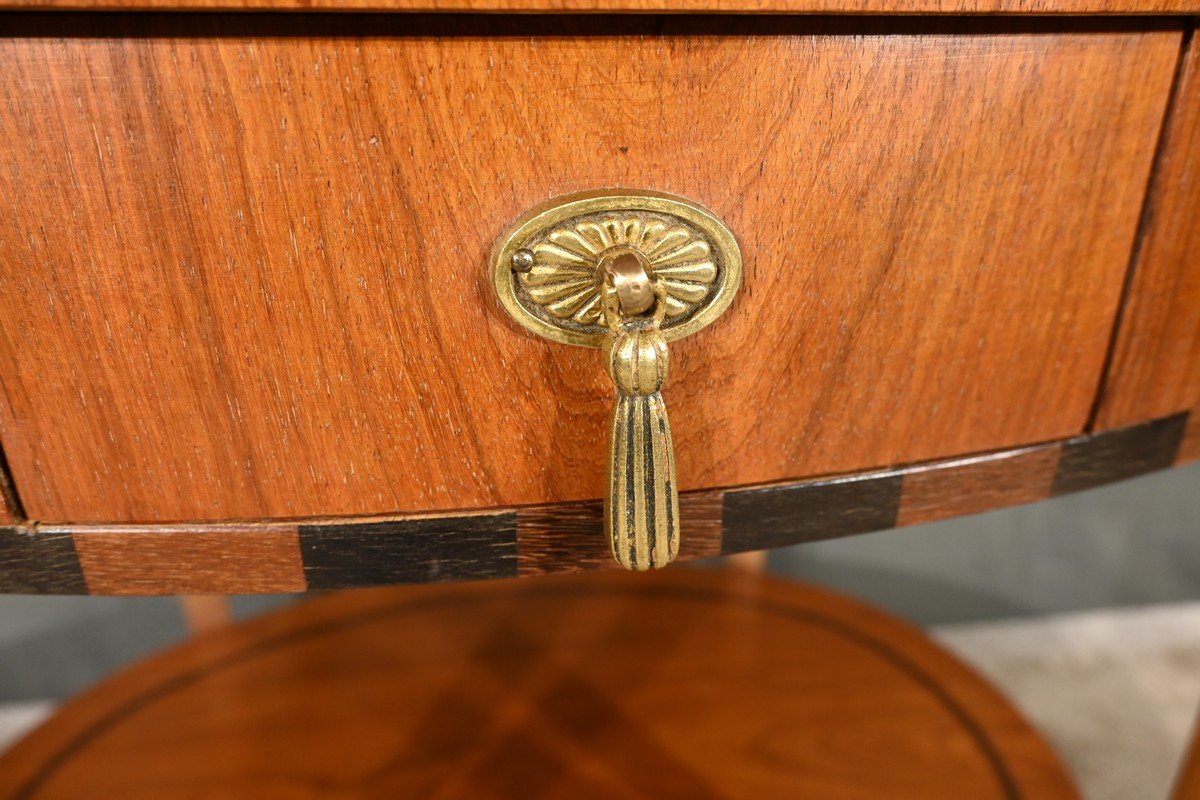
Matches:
[[0, 17, 1181, 523]]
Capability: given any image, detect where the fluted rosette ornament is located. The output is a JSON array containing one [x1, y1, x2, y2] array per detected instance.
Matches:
[[516, 216, 719, 327], [491, 190, 742, 570]]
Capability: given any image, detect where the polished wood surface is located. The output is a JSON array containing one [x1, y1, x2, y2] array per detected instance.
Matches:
[[0, 18, 1180, 524], [1, 407, 1191, 594], [0, 467, 19, 524], [1, 0, 1197, 14], [1095, 36, 1200, 431], [0, 569, 1079, 799]]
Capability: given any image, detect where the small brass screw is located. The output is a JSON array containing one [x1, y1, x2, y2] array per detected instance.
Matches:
[[510, 249, 535, 273]]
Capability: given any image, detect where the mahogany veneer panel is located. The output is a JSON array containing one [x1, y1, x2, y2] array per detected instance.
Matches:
[[0, 570, 1077, 799], [0, 19, 1180, 523], [1095, 38, 1200, 431]]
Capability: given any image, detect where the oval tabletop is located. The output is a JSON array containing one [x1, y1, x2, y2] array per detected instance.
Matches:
[[0, 569, 1077, 799]]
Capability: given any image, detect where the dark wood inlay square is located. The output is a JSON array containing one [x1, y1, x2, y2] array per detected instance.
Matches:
[[300, 514, 517, 589]]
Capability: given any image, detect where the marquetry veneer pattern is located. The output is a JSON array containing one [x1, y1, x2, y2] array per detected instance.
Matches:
[[0, 570, 1078, 799]]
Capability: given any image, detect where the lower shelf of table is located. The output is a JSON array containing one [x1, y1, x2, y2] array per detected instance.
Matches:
[[0, 568, 1077, 799]]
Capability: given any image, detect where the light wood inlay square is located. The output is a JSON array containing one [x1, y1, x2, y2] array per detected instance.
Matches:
[[72, 527, 306, 595]]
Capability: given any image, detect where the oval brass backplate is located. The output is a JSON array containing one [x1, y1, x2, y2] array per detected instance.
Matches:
[[490, 189, 742, 348]]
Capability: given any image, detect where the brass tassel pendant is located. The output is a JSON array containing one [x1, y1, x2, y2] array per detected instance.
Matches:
[[490, 190, 742, 570], [604, 329, 679, 570]]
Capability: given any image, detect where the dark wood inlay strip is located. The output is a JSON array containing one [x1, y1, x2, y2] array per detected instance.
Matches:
[[677, 491, 725, 561], [72, 527, 306, 596], [0, 527, 85, 594], [0, 442, 24, 524], [299, 513, 518, 589], [1051, 412, 1188, 496], [722, 470, 904, 555], [1092, 32, 1200, 432]]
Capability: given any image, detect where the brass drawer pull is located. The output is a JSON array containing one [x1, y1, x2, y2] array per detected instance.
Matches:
[[492, 190, 742, 570]]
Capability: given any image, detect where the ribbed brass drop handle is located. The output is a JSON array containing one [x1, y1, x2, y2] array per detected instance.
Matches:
[[490, 190, 741, 571], [601, 281, 679, 570]]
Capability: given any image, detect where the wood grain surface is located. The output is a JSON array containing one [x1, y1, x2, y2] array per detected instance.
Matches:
[[0, 0, 1196, 15], [0, 18, 1180, 524], [0, 528, 86, 594], [299, 514, 518, 587], [723, 468, 903, 553], [72, 526, 306, 594], [1095, 34, 1200, 431], [1051, 413, 1188, 495], [0, 569, 1079, 799], [1180, 409, 1200, 464], [178, 596, 234, 633], [517, 491, 724, 576], [895, 444, 1061, 527], [0, 407, 1190, 595]]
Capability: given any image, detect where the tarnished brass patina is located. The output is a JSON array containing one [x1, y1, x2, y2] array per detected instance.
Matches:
[[490, 190, 741, 570]]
